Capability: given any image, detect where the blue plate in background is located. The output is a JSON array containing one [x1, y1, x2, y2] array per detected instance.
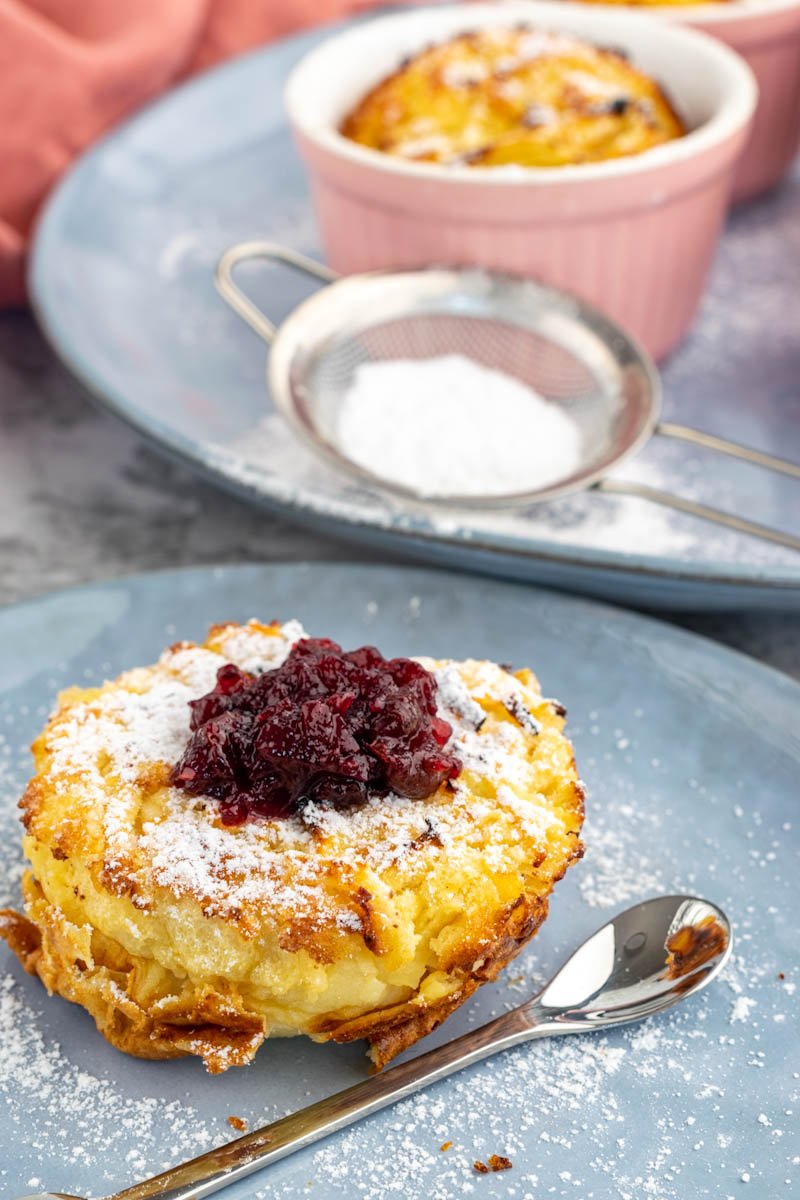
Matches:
[[27, 19, 800, 609]]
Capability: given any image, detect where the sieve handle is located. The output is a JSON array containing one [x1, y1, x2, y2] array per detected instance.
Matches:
[[596, 478, 800, 552], [655, 421, 800, 480], [215, 241, 338, 343]]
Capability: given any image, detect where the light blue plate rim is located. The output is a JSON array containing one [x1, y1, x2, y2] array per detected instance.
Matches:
[[6, 559, 800, 701]]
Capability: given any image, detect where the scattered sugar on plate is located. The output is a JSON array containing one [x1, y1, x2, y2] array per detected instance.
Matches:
[[1, 617, 798, 1199], [217, 409, 799, 567], [335, 355, 583, 498]]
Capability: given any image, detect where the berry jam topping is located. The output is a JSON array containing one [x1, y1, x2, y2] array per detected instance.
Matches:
[[171, 638, 462, 825]]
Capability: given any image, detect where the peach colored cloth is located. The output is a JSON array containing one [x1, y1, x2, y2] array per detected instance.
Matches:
[[0, 0, 385, 307]]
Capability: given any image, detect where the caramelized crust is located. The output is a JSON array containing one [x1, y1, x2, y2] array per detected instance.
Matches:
[[341, 26, 683, 168], [1, 621, 584, 1071]]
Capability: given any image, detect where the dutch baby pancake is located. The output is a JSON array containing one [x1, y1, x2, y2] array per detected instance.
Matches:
[[0, 620, 584, 1071]]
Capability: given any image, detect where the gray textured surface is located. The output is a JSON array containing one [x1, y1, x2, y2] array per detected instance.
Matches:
[[1, 311, 799, 679]]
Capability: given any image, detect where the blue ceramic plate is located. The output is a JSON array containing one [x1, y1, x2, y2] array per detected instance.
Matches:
[[1, 563, 797, 1199], [27, 19, 800, 611]]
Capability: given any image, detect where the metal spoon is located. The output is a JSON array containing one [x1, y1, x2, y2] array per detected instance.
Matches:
[[17, 893, 731, 1200]]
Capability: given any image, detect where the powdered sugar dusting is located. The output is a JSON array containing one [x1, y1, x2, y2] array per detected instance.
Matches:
[[1, 587, 797, 1198], [213, 619, 306, 673], [335, 355, 583, 499], [141, 798, 325, 920], [140, 653, 566, 910], [35, 632, 571, 928], [0, 967, 224, 1191], [48, 620, 304, 788], [578, 807, 665, 910], [435, 664, 486, 729], [38, 622, 309, 894], [276, 1033, 629, 1200]]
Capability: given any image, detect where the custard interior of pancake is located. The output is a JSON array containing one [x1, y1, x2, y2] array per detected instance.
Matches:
[[0, 621, 584, 1071], [340, 25, 684, 167]]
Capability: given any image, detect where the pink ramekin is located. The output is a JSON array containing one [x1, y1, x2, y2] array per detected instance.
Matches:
[[572, 0, 800, 201], [286, 3, 756, 361]]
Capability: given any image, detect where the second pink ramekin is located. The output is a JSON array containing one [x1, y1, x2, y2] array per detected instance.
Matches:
[[286, 3, 757, 361], [580, 0, 800, 202]]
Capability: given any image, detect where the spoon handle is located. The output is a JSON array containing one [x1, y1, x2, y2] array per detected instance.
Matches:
[[110, 1004, 568, 1200]]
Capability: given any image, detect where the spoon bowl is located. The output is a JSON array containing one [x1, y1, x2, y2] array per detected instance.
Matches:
[[533, 894, 731, 1027], [16, 893, 731, 1200]]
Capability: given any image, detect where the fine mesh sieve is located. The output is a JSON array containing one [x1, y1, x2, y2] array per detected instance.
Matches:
[[216, 242, 800, 551]]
